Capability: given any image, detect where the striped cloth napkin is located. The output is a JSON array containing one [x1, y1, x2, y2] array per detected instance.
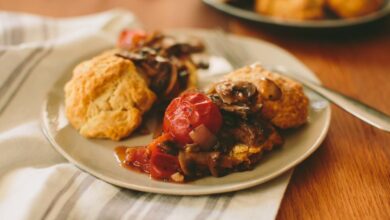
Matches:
[[0, 9, 292, 220]]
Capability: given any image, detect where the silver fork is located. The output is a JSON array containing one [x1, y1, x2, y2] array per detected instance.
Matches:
[[207, 29, 390, 132]]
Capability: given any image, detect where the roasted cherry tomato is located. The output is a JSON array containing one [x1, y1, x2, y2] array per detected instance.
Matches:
[[117, 29, 147, 50], [149, 134, 180, 179], [163, 92, 222, 146]]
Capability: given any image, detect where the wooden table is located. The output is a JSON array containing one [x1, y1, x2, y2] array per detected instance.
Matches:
[[1, 0, 389, 218]]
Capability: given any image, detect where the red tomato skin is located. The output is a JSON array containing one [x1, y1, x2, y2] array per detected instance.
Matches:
[[117, 29, 146, 50], [150, 152, 180, 179], [148, 134, 180, 180], [163, 92, 222, 146]]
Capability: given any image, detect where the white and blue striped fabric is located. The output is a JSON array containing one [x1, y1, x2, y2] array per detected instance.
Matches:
[[0, 9, 292, 220]]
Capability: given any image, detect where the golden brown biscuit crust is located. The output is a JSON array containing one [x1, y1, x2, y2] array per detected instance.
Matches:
[[223, 64, 309, 129], [64, 51, 156, 140], [327, 0, 384, 18], [255, 0, 325, 20]]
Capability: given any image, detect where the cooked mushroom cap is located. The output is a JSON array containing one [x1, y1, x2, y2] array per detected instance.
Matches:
[[214, 81, 258, 104], [178, 151, 222, 177]]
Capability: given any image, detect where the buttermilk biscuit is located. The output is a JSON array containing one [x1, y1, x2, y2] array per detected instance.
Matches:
[[64, 51, 156, 140], [255, 0, 325, 20], [223, 64, 309, 129], [327, 0, 384, 18]]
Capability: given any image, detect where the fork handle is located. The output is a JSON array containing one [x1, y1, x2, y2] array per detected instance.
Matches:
[[298, 77, 390, 132]]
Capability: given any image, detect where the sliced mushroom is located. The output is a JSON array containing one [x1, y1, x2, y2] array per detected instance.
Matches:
[[164, 65, 178, 96], [214, 81, 258, 105], [208, 82, 260, 118], [149, 62, 172, 93], [115, 51, 143, 62], [217, 103, 251, 117], [116, 32, 205, 100], [178, 151, 222, 177], [118, 51, 178, 97], [178, 151, 203, 176], [161, 36, 205, 56], [207, 152, 221, 177]]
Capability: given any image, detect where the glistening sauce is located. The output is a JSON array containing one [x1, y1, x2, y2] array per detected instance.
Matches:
[[114, 146, 151, 174]]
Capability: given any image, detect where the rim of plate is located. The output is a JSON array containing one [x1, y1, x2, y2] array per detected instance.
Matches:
[[203, 0, 390, 28], [41, 29, 331, 195]]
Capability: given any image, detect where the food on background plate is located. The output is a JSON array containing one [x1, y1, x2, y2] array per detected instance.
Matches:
[[255, 0, 325, 20], [64, 30, 205, 140], [224, 0, 385, 20], [327, 0, 384, 18], [116, 64, 309, 182]]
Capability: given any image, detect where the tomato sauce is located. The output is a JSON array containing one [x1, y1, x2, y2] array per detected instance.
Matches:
[[114, 146, 151, 174]]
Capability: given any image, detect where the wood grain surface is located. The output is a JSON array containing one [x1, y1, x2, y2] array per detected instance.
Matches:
[[1, 0, 389, 219]]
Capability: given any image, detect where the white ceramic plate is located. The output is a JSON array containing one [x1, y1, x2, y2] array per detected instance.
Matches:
[[41, 29, 331, 195], [203, 0, 390, 28]]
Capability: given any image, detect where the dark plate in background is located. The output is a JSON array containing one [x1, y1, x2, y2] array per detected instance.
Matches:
[[203, 0, 390, 28]]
